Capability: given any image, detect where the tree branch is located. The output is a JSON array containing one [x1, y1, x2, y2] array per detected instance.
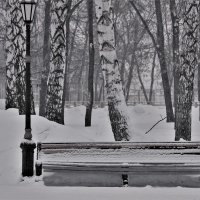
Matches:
[[145, 116, 167, 134], [67, 0, 84, 21], [129, 0, 157, 50]]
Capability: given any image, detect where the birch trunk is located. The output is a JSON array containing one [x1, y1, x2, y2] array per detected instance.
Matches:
[[198, 2, 200, 121], [6, 0, 17, 109], [5, 0, 24, 110], [45, 0, 67, 124], [175, 1, 199, 141], [5, 0, 35, 115], [95, 0, 130, 141]]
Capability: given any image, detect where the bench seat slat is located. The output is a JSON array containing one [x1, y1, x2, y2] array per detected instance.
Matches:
[[42, 162, 200, 173]]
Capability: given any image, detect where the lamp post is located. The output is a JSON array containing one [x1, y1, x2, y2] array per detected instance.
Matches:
[[20, 0, 38, 177]]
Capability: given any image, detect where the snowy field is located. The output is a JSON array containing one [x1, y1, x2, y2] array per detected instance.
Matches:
[[0, 99, 200, 199]]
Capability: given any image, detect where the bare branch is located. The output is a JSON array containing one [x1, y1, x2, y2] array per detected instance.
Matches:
[[129, 0, 157, 50], [145, 116, 167, 134]]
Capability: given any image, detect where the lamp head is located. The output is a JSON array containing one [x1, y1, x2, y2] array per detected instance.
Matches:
[[20, 0, 38, 24]]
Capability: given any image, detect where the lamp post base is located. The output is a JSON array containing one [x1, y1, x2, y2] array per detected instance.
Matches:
[[20, 140, 36, 177]]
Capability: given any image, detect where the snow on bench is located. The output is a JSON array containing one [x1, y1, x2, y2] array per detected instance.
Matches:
[[37, 142, 200, 187]]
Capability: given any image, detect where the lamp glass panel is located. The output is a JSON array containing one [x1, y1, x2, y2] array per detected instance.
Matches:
[[20, 4, 26, 21], [31, 4, 36, 22], [25, 4, 32, 21]]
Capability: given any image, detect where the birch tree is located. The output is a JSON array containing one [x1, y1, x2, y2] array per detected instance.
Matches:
[[5, 0, 24, 110], [175, 0, 199, 141], [198, 3, 200, 121], [94, 0, 130, 141], [5, 0, 35, 115], [46, 0, 82, 124], [45, 0, 67, 124]]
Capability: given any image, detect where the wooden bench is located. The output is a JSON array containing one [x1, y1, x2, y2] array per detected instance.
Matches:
[[37, 142, 200, 187]]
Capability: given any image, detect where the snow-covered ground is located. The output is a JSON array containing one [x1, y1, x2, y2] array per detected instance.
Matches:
[[0, 99, 200, 199], [0, 185, 200, 200]]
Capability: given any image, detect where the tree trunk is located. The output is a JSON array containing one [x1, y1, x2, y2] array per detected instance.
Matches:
[[125, 54, 134, 103], [5, 0, 35, 115], [66, 12, 80, 102], [94, 64, 101, 102], [5, 1, 21, 110], [62, 18, 70, 123], [65, 1, 83, 103], [125, 17, 139, 103], [62, 0, 74, 122], [77, 25, 88, 102], [164, 1, 173, 88], [136, 60, 149, 104], [98, 80, 104, 102], [85, 0, 95, 127], [45, 0, 67, 124], [46, 0, 82, 124], [170, 0, 180, 127], [175, 1, 199, 141], [95, 0, 130, 141], [198, 4, 200, 121], [149, 51, 156, 104], [155, 0, 174, 122], [130, 0, 174, 122], [120, 45, 127, 88], [199, 55, 200, 120], [39, 0, 51, 117]]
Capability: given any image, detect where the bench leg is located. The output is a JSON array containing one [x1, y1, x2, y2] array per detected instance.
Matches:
[[35, 160, 42, 176]]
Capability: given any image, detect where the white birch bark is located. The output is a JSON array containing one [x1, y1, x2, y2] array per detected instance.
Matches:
[[198, 1, 200, 121], [5, 0, 26, 112], [95, 0, 130, 141], [5, 0, 35, 114], [46, 0, 67, 124], [175, 0, 199, 141]]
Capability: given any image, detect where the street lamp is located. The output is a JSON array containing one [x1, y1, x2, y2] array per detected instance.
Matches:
[[20, 0, 38, 177]]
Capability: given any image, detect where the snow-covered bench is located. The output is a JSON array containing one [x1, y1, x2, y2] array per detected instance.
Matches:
[[37, 142, 200, 187]]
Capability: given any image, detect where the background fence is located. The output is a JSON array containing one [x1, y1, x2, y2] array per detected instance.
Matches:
[[0, 85, 199, 108]]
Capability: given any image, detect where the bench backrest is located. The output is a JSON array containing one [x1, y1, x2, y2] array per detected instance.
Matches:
[[37, 142, 200, 165], [38, 142, 200, 150]]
